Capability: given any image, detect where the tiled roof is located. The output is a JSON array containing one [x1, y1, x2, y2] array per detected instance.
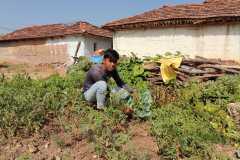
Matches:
[[0, 21, 112, 42], [103, 0, 240, 30]]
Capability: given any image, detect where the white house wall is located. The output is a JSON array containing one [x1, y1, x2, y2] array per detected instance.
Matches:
[[47, 35, 112, 63], [84, 36, 112, 56], [0, 35, 112, 66], [113, 24, 240, 61], [46, 35, 86, 65]]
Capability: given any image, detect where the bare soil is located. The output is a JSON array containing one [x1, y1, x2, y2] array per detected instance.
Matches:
[[125, 122, 160, 160], [0, 121, 160, 160], [0, 61, 66, 79], [0, 132, 101, 160]]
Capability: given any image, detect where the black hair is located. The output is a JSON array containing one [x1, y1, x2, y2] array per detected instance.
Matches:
[[103, 49, 120, 63]]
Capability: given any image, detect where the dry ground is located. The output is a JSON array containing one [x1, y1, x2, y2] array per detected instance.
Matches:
[[0, 61, 66, 79]]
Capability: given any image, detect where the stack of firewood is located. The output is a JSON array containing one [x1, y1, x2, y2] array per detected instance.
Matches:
[[144, 57, 240, 85]]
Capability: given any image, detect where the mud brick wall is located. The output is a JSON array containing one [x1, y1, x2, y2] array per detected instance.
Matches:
[[0, 39, 70, 65]]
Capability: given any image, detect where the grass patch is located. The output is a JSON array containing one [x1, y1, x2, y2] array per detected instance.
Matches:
[[0, 56, 239, 159]]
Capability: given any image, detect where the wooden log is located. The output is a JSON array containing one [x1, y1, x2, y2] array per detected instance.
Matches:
[[176, 71, 190, 82], [202, 67, 219, 73], [177, 65, 216, 75], [144, 68, 160, 72], [182, 58, 222, 65], [175, 71, 188, 76], [143, 62, 159, 71], [195, 56, 208, 60], [197, 64, 240, 74], [149, 73, 161, 77], [177, 75, 188, 81], [147, 77, 163, 82], [195, 57, 240, 66], [193, 73, 225, 81], [198, 64, 240, 70]]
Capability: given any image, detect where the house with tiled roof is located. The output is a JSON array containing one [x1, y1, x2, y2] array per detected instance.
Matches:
[[0, 21, 112, 66], [103, 0, 240, 60]]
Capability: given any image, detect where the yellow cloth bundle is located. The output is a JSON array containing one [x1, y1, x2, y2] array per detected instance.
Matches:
[[158, 57, 183, 82]]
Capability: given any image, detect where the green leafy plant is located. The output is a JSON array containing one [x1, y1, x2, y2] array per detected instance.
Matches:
[[118, 53, 148, 85], [1, 54, 240, 160]]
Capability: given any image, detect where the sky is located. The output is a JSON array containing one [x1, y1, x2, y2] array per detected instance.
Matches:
[[0, 0, 203, 34]]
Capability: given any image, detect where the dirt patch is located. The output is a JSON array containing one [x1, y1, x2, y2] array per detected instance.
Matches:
[[214, 144, 237, 159], [0, 131, 102, 160], [0, 120, 159, 160], [124, 122, 160, 160], [0, 61, 66, 79]]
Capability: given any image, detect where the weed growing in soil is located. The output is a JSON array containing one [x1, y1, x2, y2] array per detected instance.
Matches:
[[150, 76, 240, 159], [0, 55, 240, 159]]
